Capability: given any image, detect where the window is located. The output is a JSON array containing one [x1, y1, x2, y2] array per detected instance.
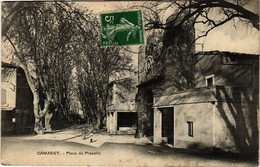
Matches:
[[205, 75, 215, 86], [1, 89, 7, 105], [187, 121, 193, 137], [207, 77, 213, 86]]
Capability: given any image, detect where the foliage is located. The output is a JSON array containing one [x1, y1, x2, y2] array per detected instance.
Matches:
[[139, 0, 259, 41], [3, 2, 135, 132], [3, 2, 93, 133], [74, 22, 134, 129]]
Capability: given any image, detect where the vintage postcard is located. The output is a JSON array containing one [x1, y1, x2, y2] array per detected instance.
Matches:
[[1, 1, 259, 166]]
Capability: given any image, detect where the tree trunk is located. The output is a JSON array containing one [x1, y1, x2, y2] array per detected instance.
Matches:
[[95, 111, 103, 131], [45, 112, 53, 131], [96, 116, 101, 130], [34, 117, 44, 135], [33, 92, 44, 134], [32, 91, 51, 134], [2, 2, 25, 38]]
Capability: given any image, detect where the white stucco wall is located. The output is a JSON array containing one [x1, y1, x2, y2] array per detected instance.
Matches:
[[1, 68, 17, 110], [174, 103, 214, 149]]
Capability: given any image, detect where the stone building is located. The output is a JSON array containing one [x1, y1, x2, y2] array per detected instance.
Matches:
[[136, 14, 259, 155], [106, 81, 137, 134], [1, 62, 34, 134]]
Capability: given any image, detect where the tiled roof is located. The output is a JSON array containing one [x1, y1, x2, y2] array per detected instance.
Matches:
[[195, 50, 259, 58]]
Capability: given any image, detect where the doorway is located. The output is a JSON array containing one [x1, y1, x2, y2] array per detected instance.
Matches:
[[117, 112, 137, 130], [160, 107, 174, 145]]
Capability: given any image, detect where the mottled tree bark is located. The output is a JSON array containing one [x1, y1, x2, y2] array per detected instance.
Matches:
[[45, 112, 53, 131]]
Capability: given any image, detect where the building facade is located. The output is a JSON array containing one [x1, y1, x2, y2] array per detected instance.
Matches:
[[1, 63, 34, 134], [136, 15, 259, 155], [137, 48, 259, 154], [106, 81, 137, 134]]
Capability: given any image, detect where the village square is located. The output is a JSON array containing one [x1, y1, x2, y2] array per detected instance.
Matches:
[[1, 1, 259, 166]]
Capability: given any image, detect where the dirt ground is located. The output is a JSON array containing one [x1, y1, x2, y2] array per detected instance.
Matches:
[[1, 128, 258, 166]]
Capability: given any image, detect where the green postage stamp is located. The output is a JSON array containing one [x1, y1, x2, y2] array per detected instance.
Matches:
[[100, 10, 144, 46]]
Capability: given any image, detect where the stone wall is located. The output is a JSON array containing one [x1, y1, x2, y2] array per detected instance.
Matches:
[[195, 52, 257, 88], [136, 87, 154, 137], [136, 25, 196, 137]]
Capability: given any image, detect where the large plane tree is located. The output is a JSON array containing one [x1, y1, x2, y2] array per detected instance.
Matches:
[[141, 0, 259, 38], [3, 2, 95, 134]]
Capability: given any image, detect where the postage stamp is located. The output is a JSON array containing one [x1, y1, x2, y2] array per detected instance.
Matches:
[[100, 10, 144, 46]]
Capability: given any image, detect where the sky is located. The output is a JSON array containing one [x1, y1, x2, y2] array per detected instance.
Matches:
[[72, 1, 260, 68], [75, 1, 259, 54], [2, 1, 259, 66]]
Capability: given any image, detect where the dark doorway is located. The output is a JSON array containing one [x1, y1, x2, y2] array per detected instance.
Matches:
[[144, 88, 153, 136], [160, 107, 174, 145], [117, 112, 137, 129]]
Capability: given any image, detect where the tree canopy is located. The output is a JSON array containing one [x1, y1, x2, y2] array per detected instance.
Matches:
[[3, 2, 135, 133], [140, 0, 259, 41]]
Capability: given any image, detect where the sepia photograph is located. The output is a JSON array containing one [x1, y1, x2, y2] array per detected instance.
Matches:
[[1, 0, 259, 166]]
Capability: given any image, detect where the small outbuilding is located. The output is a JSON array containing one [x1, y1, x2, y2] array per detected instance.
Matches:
[[106, 81, 137, 135], [1, 62, 34, 135]]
